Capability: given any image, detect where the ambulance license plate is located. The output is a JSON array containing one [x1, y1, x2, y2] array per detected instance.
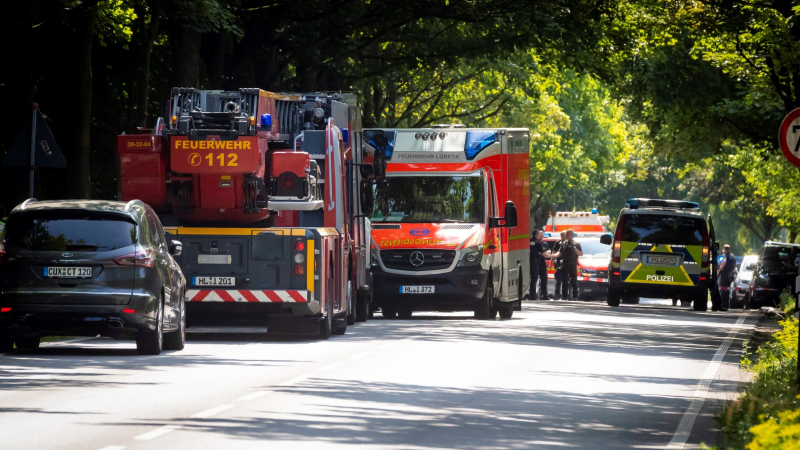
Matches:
[[400, 286, 434, 294], [44, 267, 92, 278], [646, 255, 677, 265], [193, 277, 235, 287]]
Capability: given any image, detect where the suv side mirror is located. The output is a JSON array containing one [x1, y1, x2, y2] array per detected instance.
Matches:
[[600, 234, 613, 245], [489, 201, 518, 229], [169, 240, 182, 256]]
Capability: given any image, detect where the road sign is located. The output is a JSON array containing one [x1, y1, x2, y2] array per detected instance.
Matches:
[[779, 108, 800, 168], [2, 104, 66, 197]]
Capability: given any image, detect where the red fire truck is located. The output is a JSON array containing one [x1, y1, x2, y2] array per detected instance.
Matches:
[[117, 88, 375, 337], [362, 126, 530, 319]]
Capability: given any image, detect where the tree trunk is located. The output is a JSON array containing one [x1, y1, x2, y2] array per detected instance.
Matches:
[[171, 25, 202, 88], [132, 0, 162, 128], [73, 4, 97, 199]]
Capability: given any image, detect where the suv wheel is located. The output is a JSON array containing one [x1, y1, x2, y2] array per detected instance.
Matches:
[[163, 295, 186, 351], [15, 336, 40, 351], [137, 300, 164, 355]]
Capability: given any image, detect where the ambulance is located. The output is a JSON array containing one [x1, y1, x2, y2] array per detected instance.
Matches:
[[542, 210, 611, 300], [362, 126, 530, 319]]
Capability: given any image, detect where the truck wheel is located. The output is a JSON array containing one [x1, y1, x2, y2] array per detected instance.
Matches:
[[356, 289, 370, 322], [499, 307, 513, 319], [398, 309, 413, 320], [0, 335, 13, 352], [346, 282, 356, 326], [319, 300, 333, 340], [332, 315, 347, 336], [607, 290, 621, 307], [137, 300, 164, 355], [381, 307, 397, 319], [474, 284, 493, 320], [14, 336, 40, 351], [693, 296, 708, 312]]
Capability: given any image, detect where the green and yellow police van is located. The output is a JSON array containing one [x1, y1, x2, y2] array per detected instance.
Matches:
[[602, 199, 719, 311]]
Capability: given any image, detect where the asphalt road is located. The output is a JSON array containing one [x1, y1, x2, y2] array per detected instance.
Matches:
[[0, 301, 755, 450]]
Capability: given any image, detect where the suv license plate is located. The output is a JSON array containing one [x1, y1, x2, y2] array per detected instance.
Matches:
[[45, 267, 92, 278], [193, 277, 235, 287], [400, 286, 434, 294], [647, 255, 677, 265]]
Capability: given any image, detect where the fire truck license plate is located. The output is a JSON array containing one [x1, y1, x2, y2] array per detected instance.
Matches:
[[400, 286, 435, 294], [44, 267, 92, 278], [193, 277, 235, 287]]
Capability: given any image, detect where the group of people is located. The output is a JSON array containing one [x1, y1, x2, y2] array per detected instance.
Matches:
[[529, 229, 583, 300]]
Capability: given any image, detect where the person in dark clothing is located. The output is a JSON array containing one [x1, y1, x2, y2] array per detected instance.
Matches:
[[552, 231, 567, 299], [560, 229, 583, 300], [718, 244, 736, 311], [530, 230, 556, 299]]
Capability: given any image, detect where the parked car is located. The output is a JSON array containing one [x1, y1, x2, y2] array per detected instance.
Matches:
[[0, 199, 186, 355], [730, 254, 758, 309], [749, 241, 800, 309]]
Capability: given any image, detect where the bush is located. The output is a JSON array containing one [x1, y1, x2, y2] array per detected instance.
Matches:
[[717, 317, 799, 449]]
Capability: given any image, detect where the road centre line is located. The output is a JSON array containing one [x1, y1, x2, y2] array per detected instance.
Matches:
[[191, 404, 234, 419], [134, 425, 181, 441], [666, 313, 748, 449], [348, 351, 374, 360], [238, 391, 270, 401]]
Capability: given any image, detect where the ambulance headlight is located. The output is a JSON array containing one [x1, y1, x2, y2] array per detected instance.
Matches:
[[458, 245, 484, 267]]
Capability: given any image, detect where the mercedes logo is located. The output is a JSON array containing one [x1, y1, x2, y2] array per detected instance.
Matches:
[[409, 251, 425, 267], [61, 252, 73, 258]]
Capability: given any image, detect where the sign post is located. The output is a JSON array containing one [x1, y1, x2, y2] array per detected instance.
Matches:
[[779, 108, 800, 385], [2, 103, 66, 198]]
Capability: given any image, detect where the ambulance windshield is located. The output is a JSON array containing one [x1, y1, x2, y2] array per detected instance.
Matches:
[[372, 175, 485, 223]]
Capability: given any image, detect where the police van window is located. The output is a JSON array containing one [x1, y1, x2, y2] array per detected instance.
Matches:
[[620, 215, 705, 246]]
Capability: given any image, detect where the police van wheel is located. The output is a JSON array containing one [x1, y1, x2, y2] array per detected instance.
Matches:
[[474, 284, 493, 320], [607, 290, 621, 307], [693, 296, 708, 312]]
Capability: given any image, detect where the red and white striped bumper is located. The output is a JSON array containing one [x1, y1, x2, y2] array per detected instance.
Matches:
[[579, 277, 608, 283], [187, 289, 311, 303]]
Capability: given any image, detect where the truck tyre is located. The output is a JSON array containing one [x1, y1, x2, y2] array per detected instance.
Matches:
[[693, 296, 708, 312], [381, 307, 397, 319], [137, 300, 164, 355], [474, 284, 493, 320], [607, 290, 621, 307], [14, 336, 40, 351], [163, 296, 186, 351], [398, 309, 413, 320], [332, 315, 347, 336], [0, 335, 13, 352], [356, 289, 370, 322], [319, 299, 333, 340]]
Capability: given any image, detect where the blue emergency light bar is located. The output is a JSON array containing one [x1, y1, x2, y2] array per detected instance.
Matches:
[[626, 198, 700, 210]]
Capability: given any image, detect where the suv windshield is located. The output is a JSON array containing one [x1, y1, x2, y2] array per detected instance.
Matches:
[[620, 214, 706, 246], [5, 212, 136, 252], [761, 246, 799, 272], [371, 175, 485, 223], [577, 239, 610, 258]]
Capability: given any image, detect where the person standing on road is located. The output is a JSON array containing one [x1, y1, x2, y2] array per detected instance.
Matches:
[[560, 229, 583, 300], [718, 244, 736, 311], [552, 231, 567, 299], [530, 230, 557, 299]]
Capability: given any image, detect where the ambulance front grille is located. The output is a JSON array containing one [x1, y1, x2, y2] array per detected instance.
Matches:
[[380, 249, 456, 271]]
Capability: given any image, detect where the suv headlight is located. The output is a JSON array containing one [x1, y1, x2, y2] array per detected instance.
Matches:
[[457, 245, 484, 267]]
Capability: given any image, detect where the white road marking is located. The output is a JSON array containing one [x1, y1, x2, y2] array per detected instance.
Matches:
[[279, 375, 308, 386], [97, 446, 126, 450], [318, 361, 346, 372], [348, 351, 374, 360], [191, 404, 234, 419], [667, 313, 747, 449], [134, 425, 181, 441], [40, 337, 97, 347], [238, 391, 270, 401]]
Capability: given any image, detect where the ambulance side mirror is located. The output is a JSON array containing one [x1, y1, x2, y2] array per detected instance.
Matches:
[[359, 180, 374, 215], [490, 201, 518, 229], [600, 234, 613, 245]]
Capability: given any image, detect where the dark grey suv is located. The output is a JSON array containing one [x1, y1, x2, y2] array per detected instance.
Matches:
[[0, 199, 186, 355]]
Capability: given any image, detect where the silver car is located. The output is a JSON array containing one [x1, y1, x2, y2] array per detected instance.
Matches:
[[730, 254, 758, 309]]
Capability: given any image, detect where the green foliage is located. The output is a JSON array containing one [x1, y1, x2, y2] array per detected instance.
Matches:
[[717, 318, 800, 449]]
